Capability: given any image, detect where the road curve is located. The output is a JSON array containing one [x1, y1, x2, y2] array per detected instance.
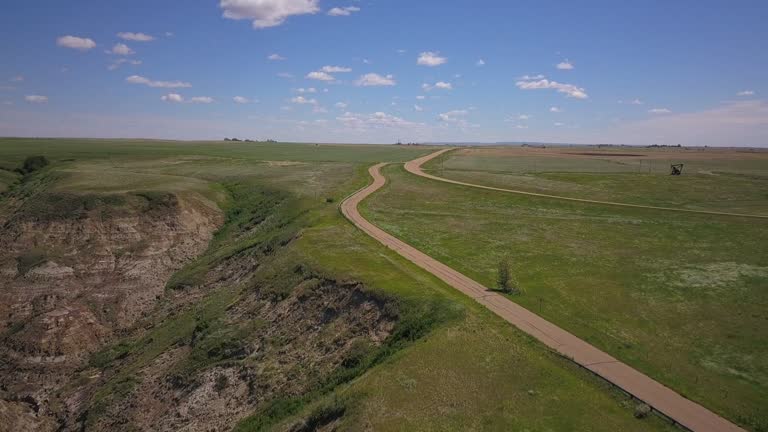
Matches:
[[405, 148, 768, 220], [341, 162, 745, 432]]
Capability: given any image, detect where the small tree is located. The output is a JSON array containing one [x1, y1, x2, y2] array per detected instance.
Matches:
[[497, 258, 518, 294], [16, 155, 49, 175]]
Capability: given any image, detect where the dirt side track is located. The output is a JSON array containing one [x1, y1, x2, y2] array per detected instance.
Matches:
[[341, 162, 746, 432], [406, 148, 768, 219]]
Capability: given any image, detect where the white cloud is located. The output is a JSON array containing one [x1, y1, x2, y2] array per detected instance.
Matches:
[[422, 81, 452, 91], [190, 96, 214, 104], [515, 78, 588, 99], [233, 96, 251, 104], [556, 60, 574, 70], [117, 32, 154, 42], [295, 87, 317, 93], [438, 110, 468, 123], [550, 106, 562, 113], [337, 111, 421, 131], [335, 102, 348, 109], [110, 43, 135, 55], [161, 93, 184, 103], [165, 32, 174, 37], [327, 6, 360, 16], [306, 71, 335, 81], [126, 75, 192, 88], [320, 65, 351, 73], [417, 51, 447, 67], [737, 90, 755, 96], [291, 95, 318, 105], [355, 73, 395, 86], [108, 58, 142, 70], [396, 49, 406, 54], [277, 72, 294, 79], [476, 59, 486, 66], [519, 74, 545, 80], [648, 108, 672, 114], [268, 53, 285, 60], [220, 0, 320, 29], [25, 95, 48, 103], [414, 104, 423, 112], [56, 35, 96, 51], [554, 122, 565, 126], [518, 114, 531, 120], [631, 98, 644, 105], [416, 95, 426, 100]]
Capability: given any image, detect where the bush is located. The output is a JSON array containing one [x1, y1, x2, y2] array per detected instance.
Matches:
[[634, 403, 651, 419], [15, 155, 49, 175]]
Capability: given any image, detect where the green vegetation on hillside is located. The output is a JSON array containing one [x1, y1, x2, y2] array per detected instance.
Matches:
[[0, 138, 679, 431]]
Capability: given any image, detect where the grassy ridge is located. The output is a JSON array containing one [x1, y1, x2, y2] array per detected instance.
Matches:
[[363, 163, 768, 431]]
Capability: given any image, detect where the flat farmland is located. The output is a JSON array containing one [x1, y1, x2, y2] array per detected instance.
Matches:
[[426, 147, 768, 215]]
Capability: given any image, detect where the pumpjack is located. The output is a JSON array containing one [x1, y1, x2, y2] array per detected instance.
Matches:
[[670, 164, 684, 175]]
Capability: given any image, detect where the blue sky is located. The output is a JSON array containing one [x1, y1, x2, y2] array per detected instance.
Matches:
[[1, 0, 767, 145]]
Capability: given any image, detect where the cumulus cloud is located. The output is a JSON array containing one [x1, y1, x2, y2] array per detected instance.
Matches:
[[220, 0, 320, 29], [417, 51, 447, 67], [117, 32, 154, 42], [25, 95, 48, 103], [161, 93, 184, 103], [422, 81, 452, 91], [737, 90, 755, 96], [515, 78, 588, 99], [519, 74, 545, 80], [648, 108, 672, 114], [320, 65, 351, 73], [355, 73, 395, 86], [337, 111, 421, 131], [476, 59, 486, 66], [268, 53, 285, 60], [295, 87, 317, 93], [110, 43, 135, 55], [414, 104, 423, 112], [327, 6, 360, 16], [306, 71, 335, 81], [126, 75, 191, 88], [291, 95, 318, 105], [518, 114, 531, 120], [233, 96, 252, 104], [190, 96, 214, 104], [550, 106, 562, 113], [108, 58, 142, 70], [556, 60, 574, 70], [438, 110, 468, 123], [335, 102, 348, 109], [56, 35, 96, 51]]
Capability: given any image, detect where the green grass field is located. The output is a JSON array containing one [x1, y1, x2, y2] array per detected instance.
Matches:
[[427, 147, 768, 215], [0, 138, 674, 431], [363, 163, 768, 431]]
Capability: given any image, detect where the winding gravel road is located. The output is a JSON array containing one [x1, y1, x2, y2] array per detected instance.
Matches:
[[341, 160, 746, 432]]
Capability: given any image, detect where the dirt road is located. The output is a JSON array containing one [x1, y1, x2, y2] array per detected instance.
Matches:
[[341, 162, 746, 432], [405, 148, 768, 219]]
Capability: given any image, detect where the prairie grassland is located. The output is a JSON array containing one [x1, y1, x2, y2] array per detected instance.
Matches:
[[0, 138, 673, 431], [427, 147, 768, 215], [363, 163, 768, 431]]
